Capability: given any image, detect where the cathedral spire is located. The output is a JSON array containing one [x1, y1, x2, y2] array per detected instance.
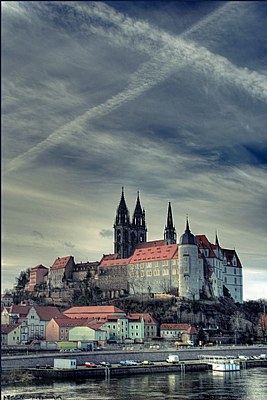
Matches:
[[115, 186, 130, 225], [164, 202, 176, 244]]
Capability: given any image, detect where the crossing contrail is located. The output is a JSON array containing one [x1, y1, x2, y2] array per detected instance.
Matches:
[[4, 1, 267, 174]]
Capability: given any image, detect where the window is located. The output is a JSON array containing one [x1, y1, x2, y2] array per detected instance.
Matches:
[[172, 269, 177, 275], [146, 270, 152, 277], [234, 269, 236, 275], [162, 269, 169, 276]]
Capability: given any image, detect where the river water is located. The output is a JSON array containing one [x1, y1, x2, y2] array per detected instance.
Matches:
[[2, 368, 267, 400]]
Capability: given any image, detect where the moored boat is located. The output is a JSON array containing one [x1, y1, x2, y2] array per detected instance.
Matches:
[[199, 355, 241, 372]]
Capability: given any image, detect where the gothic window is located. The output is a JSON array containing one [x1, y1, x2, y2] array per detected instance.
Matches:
[[117, 230, 121, 241], [124, 231, 128, 242]]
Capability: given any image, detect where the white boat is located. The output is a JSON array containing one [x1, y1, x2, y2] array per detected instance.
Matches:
[[199, 355, 241, 372]]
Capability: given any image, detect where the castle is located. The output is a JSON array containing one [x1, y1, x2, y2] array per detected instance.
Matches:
[[26, 188, 243, 304], [103, 188, 243, 303]]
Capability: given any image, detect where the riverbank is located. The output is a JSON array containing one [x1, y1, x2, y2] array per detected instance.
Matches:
[[2, 345, 267, 386], [2, 359, 267, 386]]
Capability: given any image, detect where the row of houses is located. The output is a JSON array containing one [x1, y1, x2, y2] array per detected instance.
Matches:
[[1, 305, 196, 346]]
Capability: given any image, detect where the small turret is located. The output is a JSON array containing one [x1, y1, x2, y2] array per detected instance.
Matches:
[[179, 217, 197, 245]]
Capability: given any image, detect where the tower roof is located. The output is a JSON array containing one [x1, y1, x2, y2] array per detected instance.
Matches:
[[166, 202, 174, 229], [115, 187, 130, 224], [179, 217, 197, 245], [133, 191, 143, 216]]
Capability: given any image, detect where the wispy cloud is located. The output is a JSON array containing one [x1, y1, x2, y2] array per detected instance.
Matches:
[[4, 1, 267, 174]]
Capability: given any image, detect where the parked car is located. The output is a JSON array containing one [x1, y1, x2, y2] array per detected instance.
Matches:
[[99, 361, 112, 367], [70, 348, 82, 352], [119, 360, 130, 366], [119, 360, 137, 366], [85, 362, 97, 368], [141, 360, 154, 365]]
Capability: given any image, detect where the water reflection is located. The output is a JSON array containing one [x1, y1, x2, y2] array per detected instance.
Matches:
[[2, 368, 267, 400]]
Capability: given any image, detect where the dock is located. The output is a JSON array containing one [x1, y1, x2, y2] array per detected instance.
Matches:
[[28, 359, 267, 380]]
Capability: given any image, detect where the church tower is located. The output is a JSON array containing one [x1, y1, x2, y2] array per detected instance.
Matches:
[[114, 187, 132, 259], [164, 202, 177, 244], [131, 191, 147, 249]]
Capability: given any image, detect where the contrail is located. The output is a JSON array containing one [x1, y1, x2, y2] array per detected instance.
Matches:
[[4, 1, 267, 174]]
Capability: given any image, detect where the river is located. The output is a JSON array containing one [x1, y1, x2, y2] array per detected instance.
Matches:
[[2, 368, 267, 400]]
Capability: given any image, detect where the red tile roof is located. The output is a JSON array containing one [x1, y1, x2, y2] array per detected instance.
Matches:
[[135, 240, 166, 249], [33, 306, 63, 321], [99, 257, 130, 267], [63, 306, 125, 318], [50, 256, 73, 270], [100, 254, 119, 262], [129, 244, 178, 263], [7, 305, 31, 317], [31, 264, 48, 271], [196, 235, 216, 258], [128, 313, 158, 324], [52, 317, 91, 327], [1, 324, 21, 334], [52, 317, 106, 331], [222, 249, 242, 268]]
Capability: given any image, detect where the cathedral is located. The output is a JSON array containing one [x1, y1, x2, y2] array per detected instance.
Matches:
[[100, 188, 244, 303]]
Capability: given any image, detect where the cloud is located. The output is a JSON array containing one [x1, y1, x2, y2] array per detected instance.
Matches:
[[3, 1, 267, 174], [99, 229, 113, 238], [32, 230, 44, 240], [2, 1, 266, 299]]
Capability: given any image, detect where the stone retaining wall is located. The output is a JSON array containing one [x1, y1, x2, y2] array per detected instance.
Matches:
[[2, 346, 267, 369]]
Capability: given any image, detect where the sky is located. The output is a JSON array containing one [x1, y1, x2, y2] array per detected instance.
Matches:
[[2, 1, 267, 300]]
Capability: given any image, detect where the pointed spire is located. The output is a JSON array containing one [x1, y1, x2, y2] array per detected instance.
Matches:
[[133, 190, 143, 215], [166, 202, 174, 229], [215, 231, 220, 247], [164, 202, 176, 244], [186, 215, 190, 232], [115, 186, 130, 225]]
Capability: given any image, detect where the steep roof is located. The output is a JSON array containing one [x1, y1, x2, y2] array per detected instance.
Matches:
[[128, 313, 158, 324], [179, 218, 197, 246], [31, 264, 48, 271], [129, 244, 178, 263], [100, 254, 119, 262], [50, 256, 73, 270], [222, 248, 242, 268], [33, 306, 63, 321], [1, 324, 21, 334], [196, 235, 216, 258], [1, 293, 13, 298], [7, 305, 31, 317]]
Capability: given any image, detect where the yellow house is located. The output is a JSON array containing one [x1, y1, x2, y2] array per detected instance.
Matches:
[[1, 324, 21, 345]]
